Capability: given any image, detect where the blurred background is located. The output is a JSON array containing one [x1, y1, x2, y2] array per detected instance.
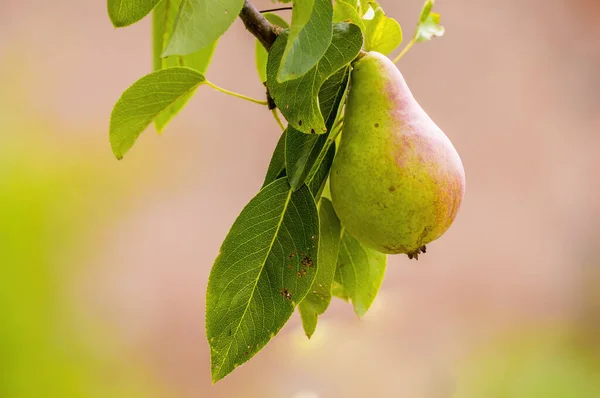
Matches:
[[1, 0, 599, 396]]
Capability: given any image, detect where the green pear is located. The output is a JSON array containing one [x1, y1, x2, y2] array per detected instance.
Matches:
[[330, 51, 465, 257]]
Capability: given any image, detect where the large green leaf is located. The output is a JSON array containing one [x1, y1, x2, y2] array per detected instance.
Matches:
[[363, 5, 403, 55], [206, 178, 319, 382], [299, 198, 342, 338], [285, 67, 349, 190], [108, 0, 161, 27], [335, 230, 387, 317], [266, 23, 362, 135], [109, 67, 206, 159], [256, 13, 290, 82], [277, 0, 333, 82], [162, 0, 244, 56]]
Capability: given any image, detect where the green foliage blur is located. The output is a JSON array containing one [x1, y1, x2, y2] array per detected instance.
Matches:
[[0, 103, 164, 397]]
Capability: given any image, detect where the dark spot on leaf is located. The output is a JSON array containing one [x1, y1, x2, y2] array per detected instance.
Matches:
[[280, 288, 292, 300], [389, 186, 396, 192], [298, 120, 303, 126], [288, 250, 296, 259], [301, 256, 313, 268], [310, 128, 315, 134], [374, 123, 379, 128]]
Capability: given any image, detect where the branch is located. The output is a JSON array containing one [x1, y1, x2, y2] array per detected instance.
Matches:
[[239, 0, 283, 51]]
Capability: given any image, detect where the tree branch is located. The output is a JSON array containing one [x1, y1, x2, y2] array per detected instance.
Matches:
[[239, 0, 283, 51]]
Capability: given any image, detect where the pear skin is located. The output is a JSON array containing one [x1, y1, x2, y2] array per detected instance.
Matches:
[[330, 51, 465, 256]]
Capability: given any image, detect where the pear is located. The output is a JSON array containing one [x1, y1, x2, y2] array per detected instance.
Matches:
[[330, 51, 465, 257]]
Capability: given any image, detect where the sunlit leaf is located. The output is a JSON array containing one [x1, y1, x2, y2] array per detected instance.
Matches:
[[335, 230, 386, 317], [415, 0, 444, 42], [108, 0, 161, 27], [163, 0, 244, 56], [277, 0, 333, 82], [109, 68, 206, 159], [363, 5, 402, 55], [152, 0, 217, 132]]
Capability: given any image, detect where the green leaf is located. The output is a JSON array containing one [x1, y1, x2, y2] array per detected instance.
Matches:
[[152, 0, 217, 132], [415, 11, 444, 42], [262, 130, 287, 188], [109, 67, 206, 159], [419, 0, 434, 22], [206, 178, 319, 382], [264, 12, 291, 29], [333, 0, 365, 33], [415, 0, 444, 42], [306, 143, 335, 198], [335, 230, 387, 317], [155, 44, 216, 132], [108, 0, 161, 27], [363, 5, 402, 55], [267, 23, 363, 135], [256, 13, 290, 82], [277, 0, 333, 82], [299, 198, 342, 338], [162, 0, 244, 57], [284, 67, 349, 190]]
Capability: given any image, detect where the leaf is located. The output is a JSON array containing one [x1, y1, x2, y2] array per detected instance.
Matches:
[[363, 5, 402, 55], [266, 23, 363, 135], [415, 11, 444, 42], [108, 0, 161, 27], [264, 12, 291, 29], [262, 130, 287, 188], [284, 67, 349, 190], [109, 67, 206, 159], [419, 0, 434, 22], [155, 44, 216, 132], [335, 230, 387, 317], [206, 178, 319, 382], [153, 1, 216, 131], [299, 198, 342, 338], [152, 0, 217, 132], [306, 143, 335, 198], [333, 0, 365, 33], [415, 0, 444, 42], [162, 0, 244, 57], [256, 13, 290, 82], [277, 0, 333, 82]]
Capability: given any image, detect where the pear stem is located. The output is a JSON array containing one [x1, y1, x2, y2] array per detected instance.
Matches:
[[271, 109, 286, 131], [393, 38, 416, 64], [205, 81, 269, 106]]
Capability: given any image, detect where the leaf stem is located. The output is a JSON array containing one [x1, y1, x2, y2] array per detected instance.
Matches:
[[393, 38, 416, 64], [205, 81, 269, 105], [271, 109, 286, 131]]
